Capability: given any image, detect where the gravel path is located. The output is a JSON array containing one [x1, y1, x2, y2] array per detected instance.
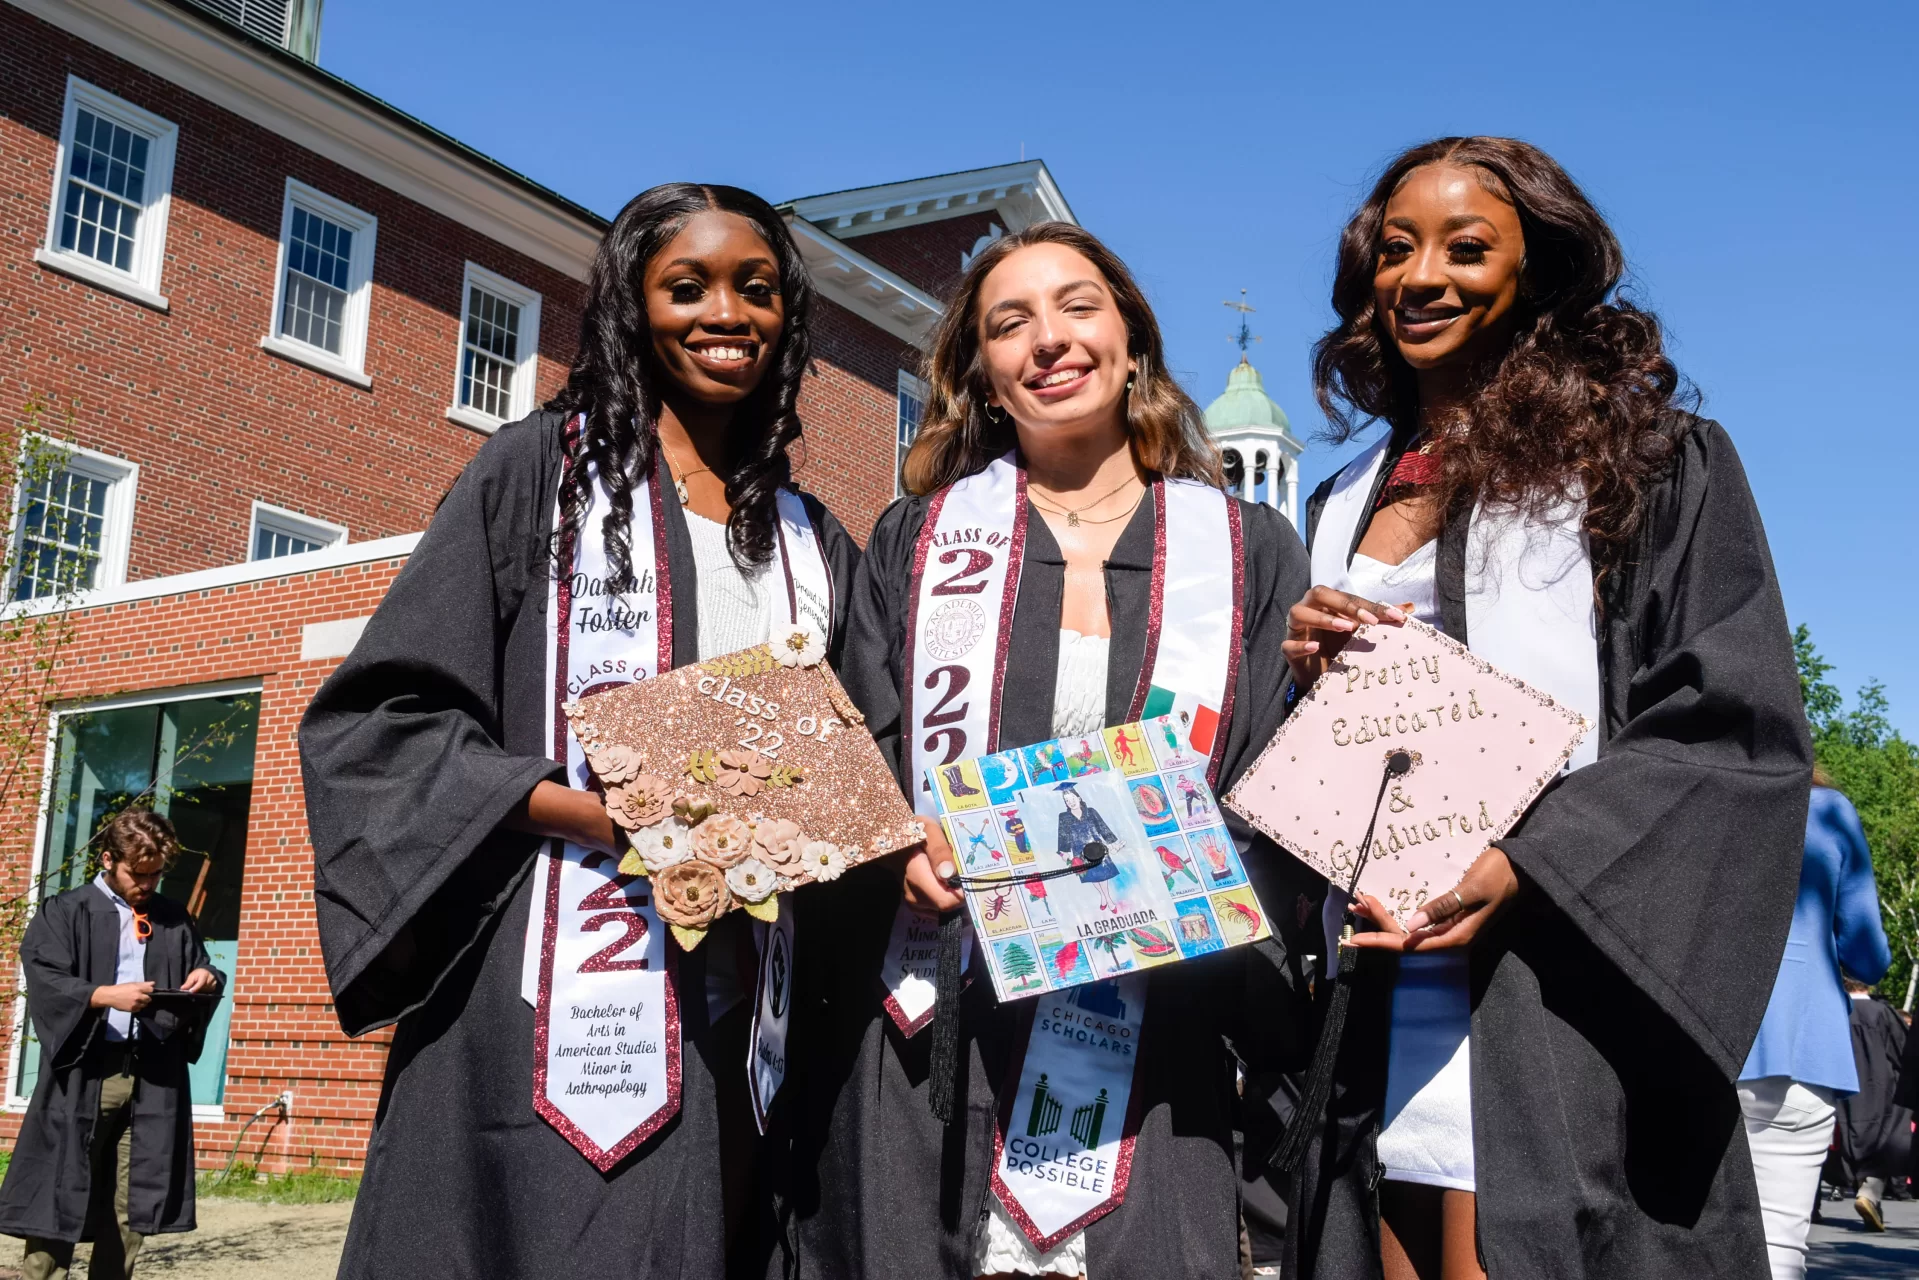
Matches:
[[0, 1200, 353, 1280]]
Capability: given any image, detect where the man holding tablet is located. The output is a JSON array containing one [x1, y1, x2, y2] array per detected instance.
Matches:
[[0, 808, 224, 1280]]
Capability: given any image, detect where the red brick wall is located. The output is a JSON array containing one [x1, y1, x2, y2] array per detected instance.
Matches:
[[0, 555, 406, 1171], [0, 5, 585, 581], [794, 299, 918, 543], [848, 211, 1002, 303]]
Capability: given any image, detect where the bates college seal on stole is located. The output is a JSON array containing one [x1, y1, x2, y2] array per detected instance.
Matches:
[[924, 597, 987, 661]]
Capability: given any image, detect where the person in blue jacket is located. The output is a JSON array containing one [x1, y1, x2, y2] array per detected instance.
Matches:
[[1738, 769, 1892, 1279]]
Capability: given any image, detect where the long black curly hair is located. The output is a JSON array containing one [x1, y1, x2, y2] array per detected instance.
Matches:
[[1312, 137, 1697, 559], [546, 183, 813, 584]]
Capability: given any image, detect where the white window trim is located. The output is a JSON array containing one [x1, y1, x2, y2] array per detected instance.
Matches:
[[895, 370, 929, 498], [445, 261, 542, 435], [35, 75, 178, 313], [261, 177, 377, 388], [3, 677, 263, 1111], [8, 436, 140, 598], [247, 501, 347, 562]]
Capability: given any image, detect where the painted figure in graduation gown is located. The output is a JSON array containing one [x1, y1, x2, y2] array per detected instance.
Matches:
[[0, 865, 222, 1243], [1272, 139, 1810, 1279], [772, 222, 1318, 1280], [300, 186, 859, 1279]]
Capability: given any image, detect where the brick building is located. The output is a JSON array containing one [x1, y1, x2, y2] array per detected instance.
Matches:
[[0, 0, 1075, 1171]]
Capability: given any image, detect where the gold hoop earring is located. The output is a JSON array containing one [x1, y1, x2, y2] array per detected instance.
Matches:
[[984, 404, 1004, 425]]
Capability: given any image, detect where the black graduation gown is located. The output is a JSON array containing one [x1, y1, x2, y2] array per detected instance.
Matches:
[[299, 410, 859, 1280], [1834, 995, 1910, 1183], [0, 886, 223, 1242], [1284, 416, 1811, 1280], [772, 483, 1318, 1280]]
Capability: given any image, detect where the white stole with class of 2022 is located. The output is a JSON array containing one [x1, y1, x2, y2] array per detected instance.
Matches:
[[890, 454, 1244, 1249], [527, 430, 831, 1169]]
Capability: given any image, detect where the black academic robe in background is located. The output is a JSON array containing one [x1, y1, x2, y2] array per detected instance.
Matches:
[[300, 411, 858, 1279], [1834, 995, 1909, 1184], [771, 485, 1318, 1280], [0, 886, 223, 1242], [1284, 416, 1811, 1280]]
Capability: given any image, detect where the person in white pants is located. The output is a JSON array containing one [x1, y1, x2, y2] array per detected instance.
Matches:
[[1738, 776, 1891, 1279]]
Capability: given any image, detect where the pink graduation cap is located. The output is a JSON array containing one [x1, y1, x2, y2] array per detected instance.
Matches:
[[1223, 618, 1591, 922]]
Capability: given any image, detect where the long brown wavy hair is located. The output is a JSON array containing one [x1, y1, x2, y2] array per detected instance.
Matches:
[[904, 222, 1221, 495], [1312, 137, 1697, 556]]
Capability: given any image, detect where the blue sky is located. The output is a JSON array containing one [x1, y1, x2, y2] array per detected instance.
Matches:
[[326, 0, 1915, 734]]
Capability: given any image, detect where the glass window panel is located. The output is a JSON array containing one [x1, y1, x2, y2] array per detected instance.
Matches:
[[12, 465, 111, 600], [252, 524, 323, 560], [15, 693, 259, 1103], [59, 106, 151, 274], [458, 285, 524, 418]]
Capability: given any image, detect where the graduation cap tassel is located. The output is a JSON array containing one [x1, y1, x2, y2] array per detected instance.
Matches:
[[1269, 750, 1413, 1177], [927, 908, 966, 1124]]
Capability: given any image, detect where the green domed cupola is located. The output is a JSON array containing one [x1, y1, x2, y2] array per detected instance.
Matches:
[[1205, 294, 1304, 523]]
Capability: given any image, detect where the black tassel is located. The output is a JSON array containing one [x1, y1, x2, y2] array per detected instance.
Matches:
[[1269, 750, 1412, 1175], [927, 908, 966, 1123], [1270, 940, 1358, 1176]]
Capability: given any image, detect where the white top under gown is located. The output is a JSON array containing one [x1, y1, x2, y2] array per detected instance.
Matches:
[[1329, 540, 1476, 1192], [686, 510, 775, 1024], [975, 628, 1110, 1276]]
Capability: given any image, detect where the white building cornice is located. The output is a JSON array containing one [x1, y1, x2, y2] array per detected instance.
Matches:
[[784, 161, 1077, 238], [785, 215, 943, 350], [3, 532, 421, 620], [9, 0, 605, 280]]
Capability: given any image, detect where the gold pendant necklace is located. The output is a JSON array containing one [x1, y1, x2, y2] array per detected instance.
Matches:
[[659, 440, 714, 507], [1029, 474, 1143, 527]]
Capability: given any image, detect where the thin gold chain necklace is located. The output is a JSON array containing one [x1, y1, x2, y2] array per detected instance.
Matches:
[[1028, 475, 1143, 527], [1032, 488, 1147, 527], [658, 439, 715, 507]]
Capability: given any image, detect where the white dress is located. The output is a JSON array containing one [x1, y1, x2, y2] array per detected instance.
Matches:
[[1331, 541, 1476, 1192], [974, 628, 1109, 1276]]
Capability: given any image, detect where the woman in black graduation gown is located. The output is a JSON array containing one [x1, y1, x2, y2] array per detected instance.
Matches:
[[300, 184, 859, 1279], [773, 222, 1314, 1279], [1274, 138, 1811, 1279]]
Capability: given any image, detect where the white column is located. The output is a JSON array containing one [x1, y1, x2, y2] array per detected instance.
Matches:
[[1285, 458, 1300, 528]]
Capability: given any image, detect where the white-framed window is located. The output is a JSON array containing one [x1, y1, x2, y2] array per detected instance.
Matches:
[[247, 501, 346, 561], [262, 179, 377, 387], [445, 262, 541, 434], [34, 77, 178, 312], [896, 370, 928, 498], [8, 439, 139, 602]]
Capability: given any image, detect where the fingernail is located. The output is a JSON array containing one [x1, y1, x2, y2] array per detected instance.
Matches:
[[1384, 606, 1407, 622], [1356, 610, 1378, 625], [1407, 911, 1430, 931], [1303, 641, 1319, 652], [937, 862, 955, 879]]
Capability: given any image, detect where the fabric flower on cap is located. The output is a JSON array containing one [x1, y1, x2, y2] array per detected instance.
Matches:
[[586, 742, 644, 786], [631, 818, 692, 873], [716, 748, 775, 797], [692, 813, 753, 868], [801, 840, 847, 882], [725, 857, 778, 905], [605, 773, 674, 830], [653, 861, 728, 929], [774, 624, 827, 669], [751, 818, 807, 877]]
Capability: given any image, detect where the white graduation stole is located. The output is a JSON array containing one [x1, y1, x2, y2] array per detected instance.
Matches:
[[887, 458, 1243, 1247], [526, 423, 832, 1167], [1311, 435, 1602, 769]]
